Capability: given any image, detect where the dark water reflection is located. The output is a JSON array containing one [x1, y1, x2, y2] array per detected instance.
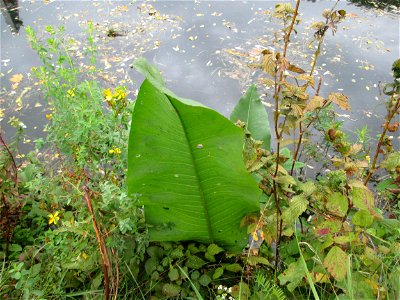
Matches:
[[0, 0, 399, 153]]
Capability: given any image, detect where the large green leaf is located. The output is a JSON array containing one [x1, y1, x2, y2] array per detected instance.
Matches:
[[230, 85, 271, 150], [127, 65, 261, 252]]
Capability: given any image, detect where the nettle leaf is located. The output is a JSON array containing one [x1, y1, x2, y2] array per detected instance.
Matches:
[[327, 92, 351, 111], [185, 255, 206, 270], [326, 192, 348, 217], [206, 244, 224, 256], [128, 59, 261, 252], [323, 246, 348, 281], [352, 210, 374, 227], [380, 151, 400, 172], [230, 85, 271, 150], [350, 181, 375, 212], [282, 195, 308, 224], [278, 259, 304, 292]]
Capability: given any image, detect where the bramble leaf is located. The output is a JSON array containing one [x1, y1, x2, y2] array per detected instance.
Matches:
[[323, 246, 347, 280]]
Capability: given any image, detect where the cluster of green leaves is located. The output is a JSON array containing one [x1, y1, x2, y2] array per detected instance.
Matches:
[[1, 3, 400, 300], [1, 24, 146, 299]]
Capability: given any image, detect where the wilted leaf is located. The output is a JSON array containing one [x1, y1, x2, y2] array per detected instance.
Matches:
[[350, 181, 375, 212], [288, 63, 306, 74], [323, 246, 347, 280], [328, 92, 351, 111], [326, 192, 348, 217]]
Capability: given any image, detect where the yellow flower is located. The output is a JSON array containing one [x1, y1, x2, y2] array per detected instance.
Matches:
[[45, 113, 52, 120], [366, 155, 371, 163], [67, 89, 76, 97], [109, 147, 122, 155], [113, 89, 126, 100], [103, 88, 113, 101], [48, 211, 60, 225]]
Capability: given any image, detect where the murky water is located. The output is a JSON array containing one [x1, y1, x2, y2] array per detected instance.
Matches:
[[0, 0, 399, 152]]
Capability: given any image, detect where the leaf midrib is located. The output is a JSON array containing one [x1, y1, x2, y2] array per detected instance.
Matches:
[[168, 95, 214, 242]]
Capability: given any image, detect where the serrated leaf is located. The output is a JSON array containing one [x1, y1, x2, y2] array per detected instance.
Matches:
[[350, 181, 375, 212], [304, 96, 324, 113], [328, 92, 351, 111], [380, 151, 400, 172], [186, 255, 206, 270], [300, 181, 316, 197], [326, 192, 348, 217], [278, 260, 304, 292], [230, 85, 271, 150], [282, 195, 309, 224], [207, 244, 224, 256], [352, 210, 374, 227], [323, 246, 347, 281]]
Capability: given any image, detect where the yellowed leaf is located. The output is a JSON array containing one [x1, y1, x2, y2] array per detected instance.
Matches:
[[328, 92, 351, 111], [304, 96, 324, 113]]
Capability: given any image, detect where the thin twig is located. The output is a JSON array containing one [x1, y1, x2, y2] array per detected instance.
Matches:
[[364, 97, 400, 185]]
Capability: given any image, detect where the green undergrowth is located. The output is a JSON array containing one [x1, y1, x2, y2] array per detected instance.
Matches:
[[1, 2, 400, 300]]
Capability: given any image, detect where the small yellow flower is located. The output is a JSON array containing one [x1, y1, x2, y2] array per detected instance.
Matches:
[[103, 88, 113, 101], [67, 89, 76, 97], [366, 155, 371, 163], [113, 89, 126, 100], [48, 211, 60, 225], [45, 113, 52, 120], [109, 147, 122, 155]]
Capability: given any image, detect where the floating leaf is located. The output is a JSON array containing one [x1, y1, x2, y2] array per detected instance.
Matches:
[[323, 246, 347, 280]]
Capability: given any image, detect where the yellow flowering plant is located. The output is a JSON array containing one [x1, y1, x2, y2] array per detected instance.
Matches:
[[48, 211, 60, 225]]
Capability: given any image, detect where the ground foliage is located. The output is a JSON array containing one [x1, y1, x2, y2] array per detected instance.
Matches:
[[1, 2, 400, 300]]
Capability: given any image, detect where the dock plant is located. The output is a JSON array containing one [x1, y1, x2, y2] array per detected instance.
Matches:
[[1, 2, 399, 300]]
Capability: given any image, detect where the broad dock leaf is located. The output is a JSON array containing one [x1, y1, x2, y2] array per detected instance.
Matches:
[[127, 65, 261, 252]]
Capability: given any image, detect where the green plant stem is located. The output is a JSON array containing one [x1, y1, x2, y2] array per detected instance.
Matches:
[[294, 223, 321, 300], [364, 96, 400, 185]]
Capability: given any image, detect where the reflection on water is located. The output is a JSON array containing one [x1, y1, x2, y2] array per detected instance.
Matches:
[[0, 0, 23, 33], [348, 0, 400, 12], [0, 0, 399, 153]]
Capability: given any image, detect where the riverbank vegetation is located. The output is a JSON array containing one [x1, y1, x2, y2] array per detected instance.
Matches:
[[1, 2, 399, 299]]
